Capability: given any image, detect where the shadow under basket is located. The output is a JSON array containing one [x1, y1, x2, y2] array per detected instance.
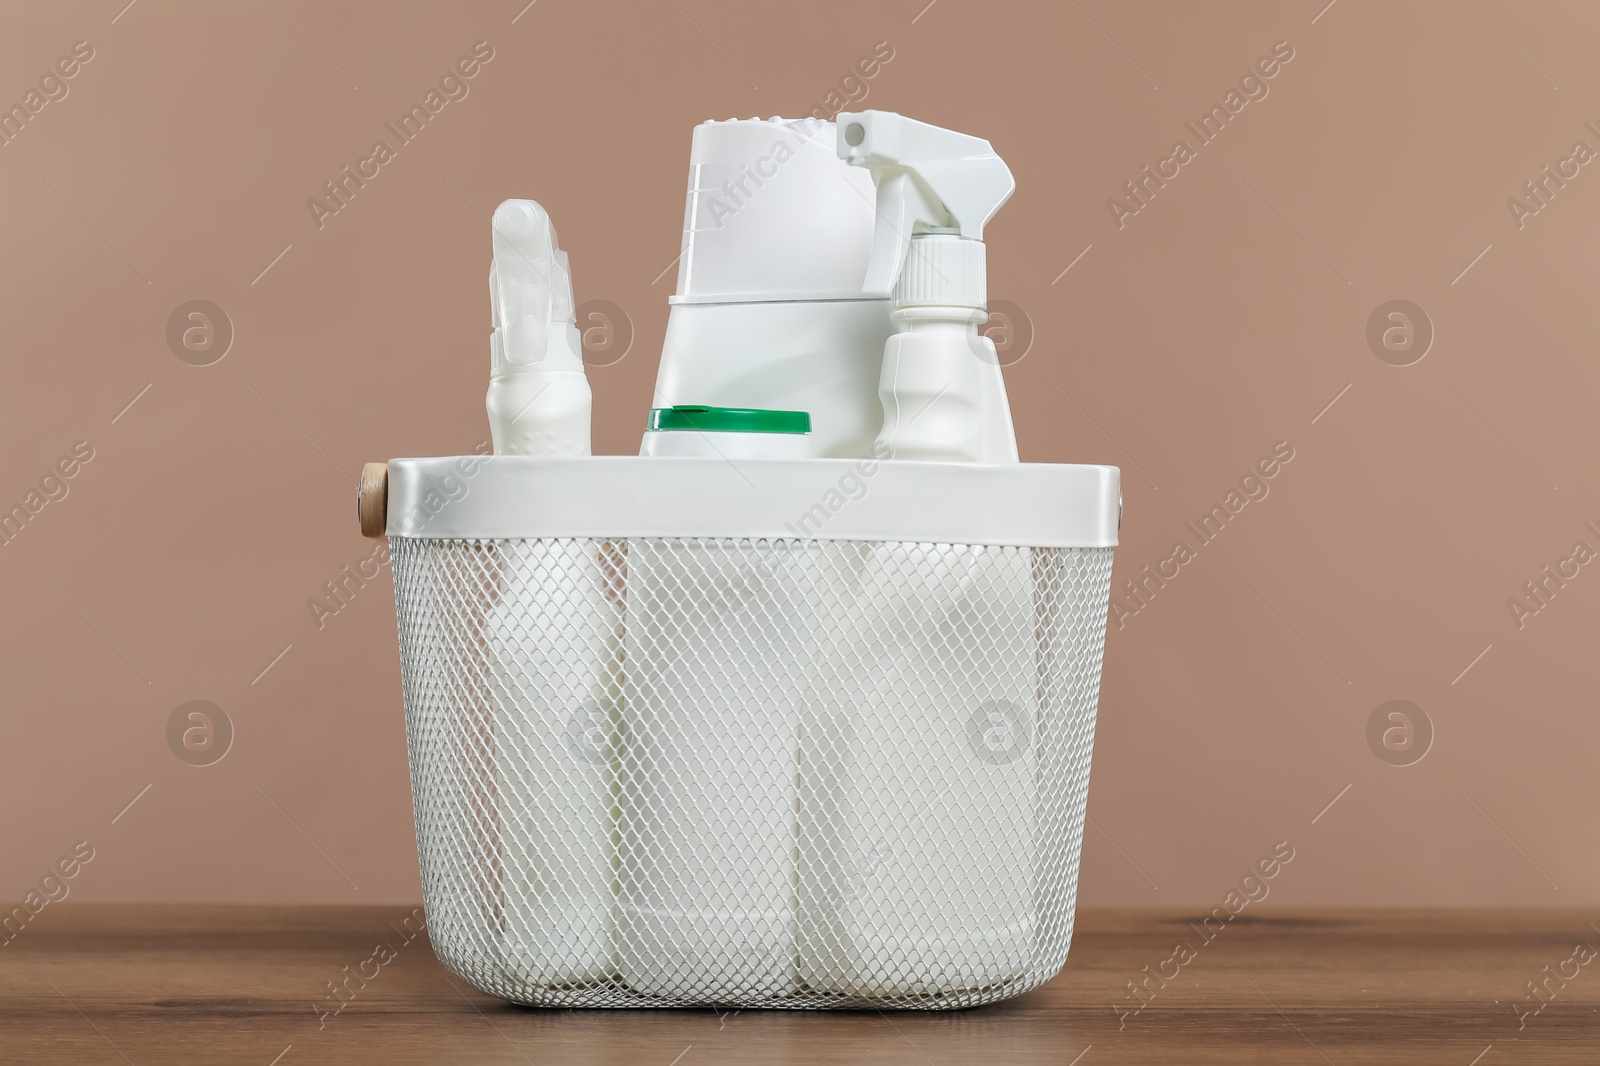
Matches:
[[370, 456, 1119, 1009]]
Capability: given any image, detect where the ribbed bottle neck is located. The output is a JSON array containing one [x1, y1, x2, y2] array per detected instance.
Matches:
[[893, 234, 986, 310]]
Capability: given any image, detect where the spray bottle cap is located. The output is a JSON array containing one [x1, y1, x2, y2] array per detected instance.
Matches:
[[490, 198, 581, 374], [835, 110, 1014, 308]]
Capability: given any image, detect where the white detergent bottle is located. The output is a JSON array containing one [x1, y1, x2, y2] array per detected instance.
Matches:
[[482, 199, 619, 988], [797, 111, 1039, 997], [650, 116, 893, 459], [619, 409, 818, 1001]]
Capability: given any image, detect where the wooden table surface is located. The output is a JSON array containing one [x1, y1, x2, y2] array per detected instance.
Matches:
[[4, 906, 1597, 1064]]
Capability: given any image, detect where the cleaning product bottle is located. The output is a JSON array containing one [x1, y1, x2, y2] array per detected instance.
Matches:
[[648, 117, 893, 458], [485, 199, 592, 458], [482, 199, 619, 987], [796, 112, 1038, 997], [836, 109, 1019, 463], [618, 407, 820, 1000], [626, 118, 874, 997]]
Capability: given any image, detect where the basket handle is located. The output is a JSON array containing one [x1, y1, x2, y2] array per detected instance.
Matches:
[[358, 462, 388, 538]]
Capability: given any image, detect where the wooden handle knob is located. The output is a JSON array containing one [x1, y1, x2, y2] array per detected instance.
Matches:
[[358, 462, 388, 538]]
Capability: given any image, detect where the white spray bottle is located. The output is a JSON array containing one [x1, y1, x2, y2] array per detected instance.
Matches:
[[483, 199, 619, 987], [486, 199, 592, 457], [837, 109, 1019, 463], [796, 112, 1039, 997]]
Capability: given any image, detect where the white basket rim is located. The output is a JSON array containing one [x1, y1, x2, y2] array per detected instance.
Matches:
[[385, 456, 1120, 548]]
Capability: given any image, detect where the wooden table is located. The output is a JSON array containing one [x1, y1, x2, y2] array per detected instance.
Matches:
[[4, 907, 1596, 1063]]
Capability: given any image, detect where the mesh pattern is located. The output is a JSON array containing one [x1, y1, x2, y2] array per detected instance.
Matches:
[[391, 536, 1113, 1009]]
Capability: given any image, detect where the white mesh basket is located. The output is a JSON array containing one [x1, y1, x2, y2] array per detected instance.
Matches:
[[379, 457, 1117, 1009]]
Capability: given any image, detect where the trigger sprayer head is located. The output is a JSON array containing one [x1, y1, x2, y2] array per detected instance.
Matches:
[[835, 111, 1015, 304], [491, 198, 578, 371], [485, 198, 592, 457]]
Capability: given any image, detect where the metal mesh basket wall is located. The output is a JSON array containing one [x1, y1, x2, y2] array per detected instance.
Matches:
[[390, 536, 1114, 1009]]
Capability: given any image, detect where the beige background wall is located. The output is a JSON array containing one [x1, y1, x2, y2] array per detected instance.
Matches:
[[3, 0, 1596, 907]]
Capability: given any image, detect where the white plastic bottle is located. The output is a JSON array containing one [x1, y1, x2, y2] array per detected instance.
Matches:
[[797, 543, 1036, 996], [488, 539, 619, 987], [796, 112, 1038, 996], [481, 199, 618, 987], [484, 200, 592, 459], [650, 117, 893, 460], [619, 409, 817, 1000]]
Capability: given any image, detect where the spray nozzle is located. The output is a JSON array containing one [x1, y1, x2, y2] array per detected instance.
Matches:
[[485, 198, 592, 457], [835, 110, 1015, 300], [491, 198, 578, 371]]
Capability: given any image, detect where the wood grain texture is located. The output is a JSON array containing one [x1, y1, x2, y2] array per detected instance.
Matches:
[[3, 907, 1597, 1064], [358, 462, 388, 538]]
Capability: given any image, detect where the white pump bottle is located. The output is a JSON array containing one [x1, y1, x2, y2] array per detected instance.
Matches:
[[482, 200, 619, 988]]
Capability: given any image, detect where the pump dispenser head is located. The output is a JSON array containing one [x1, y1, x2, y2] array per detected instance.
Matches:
[[835, 111, 1015, 307], [486, 198, 592, 457]]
